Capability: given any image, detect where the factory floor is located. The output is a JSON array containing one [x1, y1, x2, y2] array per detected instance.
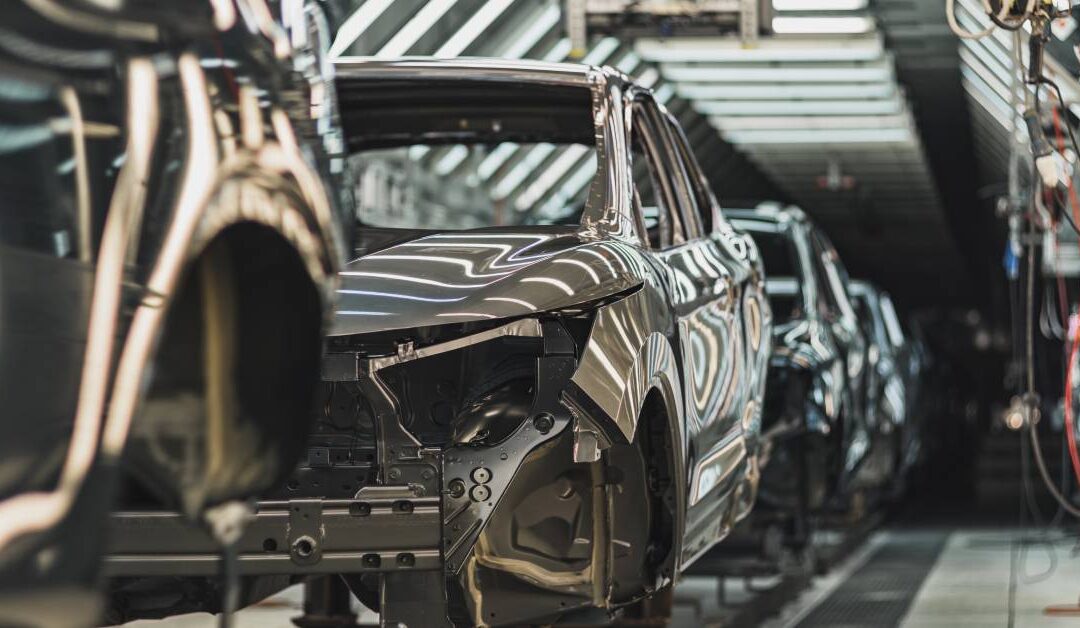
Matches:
[[120, 526, 1080, 628]]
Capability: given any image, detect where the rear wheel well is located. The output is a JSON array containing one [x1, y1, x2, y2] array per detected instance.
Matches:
[[121, 221, 324, 513]]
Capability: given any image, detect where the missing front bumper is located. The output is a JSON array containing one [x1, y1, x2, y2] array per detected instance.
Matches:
[[105, 491, 441, 577]]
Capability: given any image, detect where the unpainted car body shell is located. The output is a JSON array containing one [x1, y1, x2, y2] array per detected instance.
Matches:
[[0, 1, 348, 624]]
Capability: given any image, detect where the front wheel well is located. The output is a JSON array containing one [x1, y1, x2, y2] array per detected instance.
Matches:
[[121, 221, 325, 514], [636, 389, 677, 579]]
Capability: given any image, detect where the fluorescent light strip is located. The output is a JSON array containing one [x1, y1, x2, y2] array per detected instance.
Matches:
[[514, 145, 589, 210], [635, 36, 883, 63], [582, 37, 621, 65], [710, 113, 911, 131], [435, 0, 514, 57], [654, 83, 676, 104], [434, 145, 469, 175], [541, 154, 598, 214], [960, 65, 1022, 123], [636, 67, 661, 88], [773, 0, 867, 9], [961, 77, 1014, 131], [502, 3, 560, 59], [615, 51, 642, 74], [329, 0, 394, 57], [660, 63, 892, 83], [676, 82, 896, 100], [493, 143, 556, 199], [478, 143, 519, 180], [377, 0, 459, 58], [958, 47, 1019, 105], [723, 127, 912, 144], [542, 38, 573, 61], [772, 16, 873, 34], [696, 98, 902, 116]]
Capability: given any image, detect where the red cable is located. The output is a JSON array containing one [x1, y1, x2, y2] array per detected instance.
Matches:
[[1050, 101, 1080, 488], [1064, 332, 1080, 489], [1051, 105, 1080, 229]]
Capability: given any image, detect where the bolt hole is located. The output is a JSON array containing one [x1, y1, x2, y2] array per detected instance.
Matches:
[[293, 538, 315, 558], [286, 479, 299, 491], [263, 538, 278, 552]]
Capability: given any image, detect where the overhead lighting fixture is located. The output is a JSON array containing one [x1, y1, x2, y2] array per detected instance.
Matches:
[[635, 67, 661, 88], [493, 143, 556, 199], [654, 83, 676, 104], [328, 0, 394, 57], [377, 0, 459, 58], [582, 37, 621, 65], [501, 4, 560, 59], [478, 143, 518, 180], [696, 98, 902, 116], [434, 145, 469, 176], [771, 16, 873, 34], [677, 82, 896, 100], [540, 155, 598, 215], [615, 52, 642, 74], [635, 36, 883, 63], [515, 145, 590, 210], [659, 63, 892, 83], [723, 127, 912, 144], [773, 0, 868, 9], [710, 113, 911, 131], [542, 38, 573, 62], [436, 0, 514, 57]]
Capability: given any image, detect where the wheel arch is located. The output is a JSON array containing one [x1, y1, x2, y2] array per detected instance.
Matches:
[[109, 169, 339, 513]]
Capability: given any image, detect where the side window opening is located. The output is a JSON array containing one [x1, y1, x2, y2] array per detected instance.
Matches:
[[812, 231, 858, 323], [629, 99, 687, 250], [666, 115, 714, 235]]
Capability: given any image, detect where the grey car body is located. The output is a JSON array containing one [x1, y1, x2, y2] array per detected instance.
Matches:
[[105, 58, 773, 626], [850, 280, 920, 481], [729, 206, 881, 508], [0, 1, 350, 625]]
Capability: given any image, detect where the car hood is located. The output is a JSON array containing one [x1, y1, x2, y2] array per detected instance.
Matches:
[[331, 227, 643, 336]]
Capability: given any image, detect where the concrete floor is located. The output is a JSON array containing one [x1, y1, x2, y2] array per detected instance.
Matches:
[[121, 529, 1080, 628], [901, 530, 1080, 628]]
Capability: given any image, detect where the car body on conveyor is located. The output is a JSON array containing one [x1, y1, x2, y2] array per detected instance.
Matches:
[[850, 280, 922, 489], [729, 206, 890, 519], [0, 1, 350, 625], [104, 57, 773, 627]]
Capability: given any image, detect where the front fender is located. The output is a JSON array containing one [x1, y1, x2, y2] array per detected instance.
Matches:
[[566, 286, 683, 446]]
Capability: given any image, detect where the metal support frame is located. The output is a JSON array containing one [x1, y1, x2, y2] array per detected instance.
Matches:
[[105, 492, 441, 577], [583, 0, 767, 42]]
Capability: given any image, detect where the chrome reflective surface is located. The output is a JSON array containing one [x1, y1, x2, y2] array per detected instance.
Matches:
[[321, 58, 773, 619], [731, 206, 880, 506], [333, 231, 641, 336], [0, 2, 349, 621]]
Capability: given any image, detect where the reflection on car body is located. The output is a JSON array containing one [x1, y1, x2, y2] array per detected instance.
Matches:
[[850, 280, 922, 486], [730, 205, 897, 514], [0, 1, 350, 625], [104, 58, 772, 627]]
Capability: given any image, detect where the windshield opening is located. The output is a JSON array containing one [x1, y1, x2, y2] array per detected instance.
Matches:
[[340, 78, 598, 231], [350, 142, 596, 230]]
